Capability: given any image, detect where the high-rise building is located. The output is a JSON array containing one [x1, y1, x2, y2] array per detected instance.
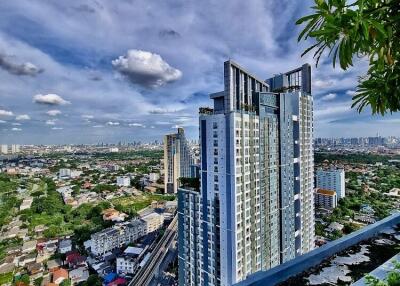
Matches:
[[314, 188, 337, 209], [164, 128, 195, 194], [11, 144, 20, 154], [178, 61, 315, 286], [316, 168, 345, 199], [1, 144, 7, 154]]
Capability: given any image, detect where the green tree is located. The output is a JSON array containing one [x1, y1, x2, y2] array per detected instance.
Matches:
[[297, 0, 399, 114], [34, 277, 43, 286], [60, 279, 71, 286], [366, 261, 400, 285]]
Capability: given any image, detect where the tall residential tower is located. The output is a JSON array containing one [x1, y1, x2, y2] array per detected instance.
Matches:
[[178, 61, 315, 286], [164, 128, 195, 194]]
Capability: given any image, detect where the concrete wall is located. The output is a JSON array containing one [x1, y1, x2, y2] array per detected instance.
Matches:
[[235, 212, 400, 286]]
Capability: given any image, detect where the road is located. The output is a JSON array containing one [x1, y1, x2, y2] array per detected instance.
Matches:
[[128, 214, 178, 286]]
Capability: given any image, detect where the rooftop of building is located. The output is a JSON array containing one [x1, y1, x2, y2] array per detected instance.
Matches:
[[315, 189, 337, 196]]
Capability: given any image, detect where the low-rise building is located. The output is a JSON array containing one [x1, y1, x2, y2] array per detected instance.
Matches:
[[117, 176, 130, 187], [102, 208, 128, 222], [69, 266, 89, 284], [59, 168, 71, 179], [53, 268, 68, 284], [141, 212, 164, 233], [90, 219, 146, 256], [22, 240, 37, 253], [58, 239, 72, 254], [116, 246, 145, 275], [314, 189, 338, 209], [326, 222, 344, 233], [20, 197, 33, 211]]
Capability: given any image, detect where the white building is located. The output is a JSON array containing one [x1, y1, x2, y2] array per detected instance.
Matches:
[[316, 168, 346, 199], [1, 145, 7, 154], [178, 61, 315, 285], [59, 168, 71, 179], [117, 176, 131, 187], [116, 256, 138, 275], [141, 212, 164, 233], [90, 219, 146, 256], [116, 247, 144, 275], [314, 188, 337, 209], [149, 172, 160, 182], [11, 144, 20, 154]]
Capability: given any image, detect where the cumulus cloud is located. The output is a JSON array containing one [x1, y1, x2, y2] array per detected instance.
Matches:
[[46, 109, 62, 116], [16, 114, 30, 121], [320, 93, 337, 101], [0, 53, 43, 76], [45, 119, 56, 125], [314, 79, 334, 89], [112, 49, 182, 87], [33, 94, 70, 105], [128, 123, 145, 127], [346, 90, 357, 96], [11, 127, 22, 131], [0, 109, 14, 117], [106, 121, 120, 126]]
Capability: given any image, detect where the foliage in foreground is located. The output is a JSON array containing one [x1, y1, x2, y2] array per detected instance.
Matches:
[[366, 261, 400, 285], [297, 0, 399, 115]]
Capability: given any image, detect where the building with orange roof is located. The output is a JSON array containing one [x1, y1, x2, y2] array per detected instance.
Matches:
[[314, 188, 338, 209], [52, 268, 68, 284]]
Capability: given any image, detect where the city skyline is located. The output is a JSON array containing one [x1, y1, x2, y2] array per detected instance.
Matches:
[[1, 0, 400, 145]]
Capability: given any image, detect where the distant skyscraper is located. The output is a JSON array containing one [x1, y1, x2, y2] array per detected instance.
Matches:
[[316, 168, 345, 199], [178, 61, 315, 285], [164, 128, 195, 194], [11, 144, 20, 154], [1, 144, 7, 154]]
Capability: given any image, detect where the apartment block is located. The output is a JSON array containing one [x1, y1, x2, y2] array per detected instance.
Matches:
[[164, 128, 195, 193], [178, 60, 315, 286], [316, 168, 345, 199], [314, 188, 337, 209], [90, 219, 146, 256]]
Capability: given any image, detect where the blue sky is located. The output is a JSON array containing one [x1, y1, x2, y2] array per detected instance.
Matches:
[[0, 0, 399, 144]]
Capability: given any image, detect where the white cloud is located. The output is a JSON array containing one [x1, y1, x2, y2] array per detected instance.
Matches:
[[112, 49, 182, 87], [33, 93, 70, 105], [0, 109, 14, 117], [46, 109, 62, 116], [313, 79, 334, 89], [314, 101, 353, 120], [93, 125, 104, 128], [45, 119, 56, 125], [16, 114, 30, 121], [82, 114, 94, 119], [0, 120, 6, 123], [11, 127, 22, 131], [320, 93, 337, 101], [0, 53, 43, 76], [346, 90, 357, 96], [156, 121, 171, 125], [51, 127, 63, 130], [128, 123, 145, 127], [106, 121, 120, 126]]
